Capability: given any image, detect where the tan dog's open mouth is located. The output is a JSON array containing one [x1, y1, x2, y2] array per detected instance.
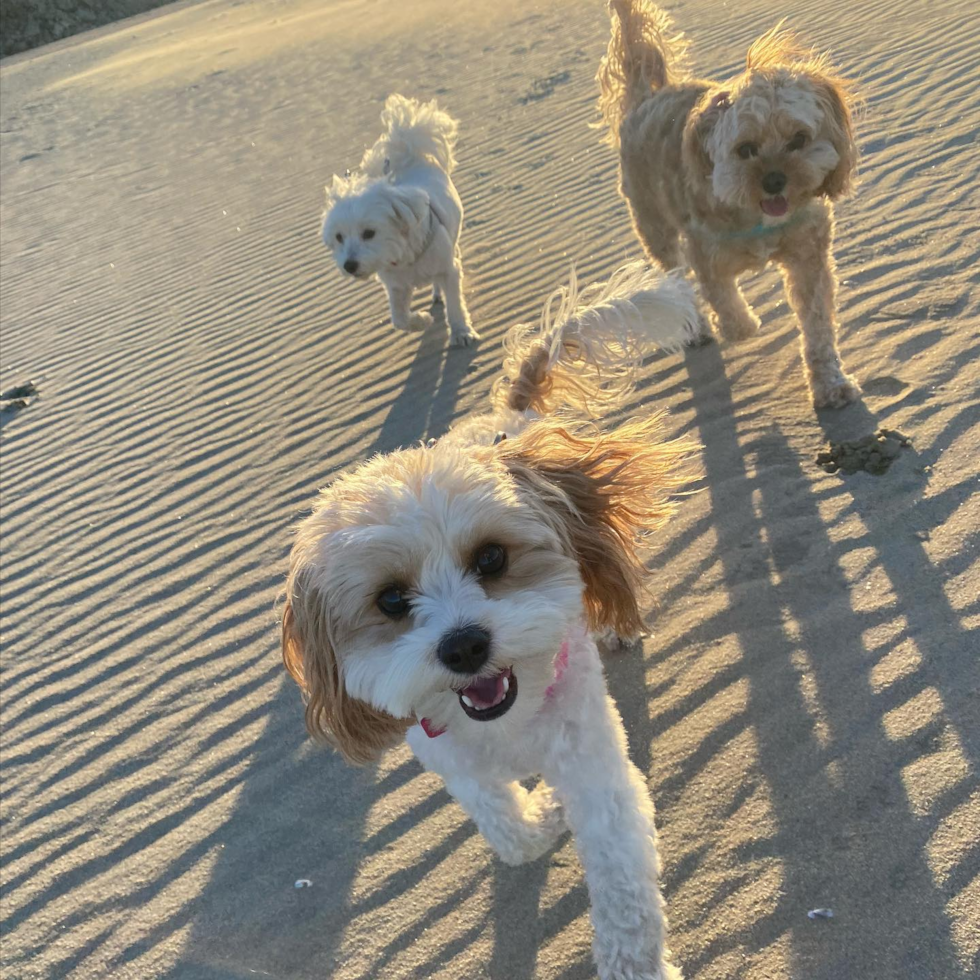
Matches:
[[761, 195, 789, 217]]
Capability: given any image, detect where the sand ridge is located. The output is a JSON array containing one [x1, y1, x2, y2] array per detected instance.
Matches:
[[1, 0, 978, 978]]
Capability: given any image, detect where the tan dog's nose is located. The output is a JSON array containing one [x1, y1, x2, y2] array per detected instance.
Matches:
[[762, 171, 787, 194]]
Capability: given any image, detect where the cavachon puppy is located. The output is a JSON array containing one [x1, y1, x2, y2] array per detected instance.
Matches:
[[283, 262, 702, 979]]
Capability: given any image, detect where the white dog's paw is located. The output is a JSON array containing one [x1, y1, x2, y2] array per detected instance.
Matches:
[[408, 312, 433, 332], [449, 322, 480, 347], [811, 370, 862, 410], [494, 784, 567, 866], [595, 952, 684, 980]]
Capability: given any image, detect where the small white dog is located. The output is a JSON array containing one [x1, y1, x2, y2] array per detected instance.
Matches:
[[322, 94, 479, 347], [283, 262, 701, 980]]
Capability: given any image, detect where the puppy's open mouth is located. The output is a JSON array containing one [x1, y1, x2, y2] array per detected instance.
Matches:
[[761, 195, 789, 217], [458, 667, 517, 721]]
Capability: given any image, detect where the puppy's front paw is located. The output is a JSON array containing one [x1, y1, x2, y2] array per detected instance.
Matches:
[[811, 371, 862, 409], [449, 323, 480, 347], [495, 784, 567, 866], [408, 312, 433, 332], [715, 310, 761, 342]]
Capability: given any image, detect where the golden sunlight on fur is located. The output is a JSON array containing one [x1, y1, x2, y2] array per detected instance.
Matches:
[[495, 417, 693, 639], [597, 1, 862, 410]]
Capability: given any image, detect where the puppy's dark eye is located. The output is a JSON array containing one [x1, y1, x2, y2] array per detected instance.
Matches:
[[377, 586, 409, 618], [475, 544, 507, 577], [335, 233, 343, 244], [736, 142, 759, 160], [787, 131, 808, 151], [362, 229, 375, 240]]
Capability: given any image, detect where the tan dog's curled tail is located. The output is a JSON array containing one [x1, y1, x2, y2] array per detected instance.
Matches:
[[493, 261, 700, 417], [596, 0, 689, 146]]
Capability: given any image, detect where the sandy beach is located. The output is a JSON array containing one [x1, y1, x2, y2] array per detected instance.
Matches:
[[1, 0, 978, 978]]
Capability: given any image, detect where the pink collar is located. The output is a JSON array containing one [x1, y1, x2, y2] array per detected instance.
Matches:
[[420, 639, 571, 739]]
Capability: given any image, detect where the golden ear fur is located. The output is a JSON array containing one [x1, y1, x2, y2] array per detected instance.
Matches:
[[497, 416, 694, 638], [682, 90, 730, 181], [813, 78, 857, 199], [747, 24, 858, 199], [282, 580, 409, 766]]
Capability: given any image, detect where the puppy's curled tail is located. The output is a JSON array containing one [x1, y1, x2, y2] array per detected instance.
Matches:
[[596, 0, 689, 146], [493, 261, 700, 417], [361, 93, 459, 177]]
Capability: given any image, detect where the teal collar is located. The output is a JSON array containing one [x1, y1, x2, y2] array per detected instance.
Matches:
[[722, 207, 808, 241]]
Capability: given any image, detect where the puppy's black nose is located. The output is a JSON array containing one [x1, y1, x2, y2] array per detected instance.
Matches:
[[437, 625, 491, 674], [344, 259, 359, 274], [762, 171, 787, 195]]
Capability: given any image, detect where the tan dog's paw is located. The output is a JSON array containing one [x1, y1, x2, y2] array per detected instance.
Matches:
[[812, 373, 862, 409], [715, 311, 761, 342]]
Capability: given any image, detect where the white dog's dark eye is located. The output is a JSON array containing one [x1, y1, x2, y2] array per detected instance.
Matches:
[[787, 131, 808, 151], [736, 142, 759, 160], [377, 586, 409, 617], [335, 233, 343, 244], [362, 229, 375, 240], [475, 544, 507, 577]]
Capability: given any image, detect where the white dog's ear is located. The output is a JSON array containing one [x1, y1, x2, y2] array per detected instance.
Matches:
[[497, 417, 693, 638], [324, 173, 349, 209], [282, 577, 408, 765], [682, 89, 730, 180], [814, 78, 857, 199], [386, 186, 431, 255]]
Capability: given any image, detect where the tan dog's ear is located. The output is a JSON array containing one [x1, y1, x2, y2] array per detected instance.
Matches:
[[282, 580, 408, 766], [682, 90, 730, 182], [498, 417, 693, 638], [814, 78, 858, 199]]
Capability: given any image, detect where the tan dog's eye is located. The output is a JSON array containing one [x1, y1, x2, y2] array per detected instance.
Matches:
[[736, 142, 759, 160], [362, 229, 376, 240], [335, 233, 344, 244], [475, 544, 507, 577], [787, 132, 808, 151], [377, 585, 410, 618]]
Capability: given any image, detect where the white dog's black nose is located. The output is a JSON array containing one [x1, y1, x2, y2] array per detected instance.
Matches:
[[438, 625, 491, 674], [344, 259, 359, 274], [762, 171, 787, 195]]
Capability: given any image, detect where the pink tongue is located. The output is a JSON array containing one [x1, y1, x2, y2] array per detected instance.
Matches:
[[462, 674, 505, 709], [761, 196, 788, 217]]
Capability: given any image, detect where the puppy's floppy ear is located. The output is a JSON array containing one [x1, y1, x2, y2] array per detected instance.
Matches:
[[386, 185, 431, 255], [282, 571, 408, 766], [814, 78, 857, 199], [682, 89, 730, 181], [497, 417, 694, 638]]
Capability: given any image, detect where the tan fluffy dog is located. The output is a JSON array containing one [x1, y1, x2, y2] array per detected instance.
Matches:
[[597, 1, 861, 409]]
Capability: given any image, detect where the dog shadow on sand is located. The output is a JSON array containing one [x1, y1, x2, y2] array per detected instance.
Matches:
[[124, 321, 974, 980]]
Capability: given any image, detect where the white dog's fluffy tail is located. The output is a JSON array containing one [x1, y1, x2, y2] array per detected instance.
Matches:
[[493, 261, 701, 417], [596, 1, 690, 146], [360, 94, 459, 177]]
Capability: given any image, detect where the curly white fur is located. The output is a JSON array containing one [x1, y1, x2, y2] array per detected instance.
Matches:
[[322, 94, 478, 347], [283, 265, 697, 979]]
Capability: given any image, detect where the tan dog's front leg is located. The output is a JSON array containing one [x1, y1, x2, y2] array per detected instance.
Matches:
[[777, 228, 860, 409], [697, 269, 761, 342]]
